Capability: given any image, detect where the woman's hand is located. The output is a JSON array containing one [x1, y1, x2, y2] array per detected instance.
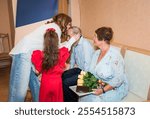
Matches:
[[34, 69, 41, 82], [92, 89, 103, 95], [93, 84, 114, 95]]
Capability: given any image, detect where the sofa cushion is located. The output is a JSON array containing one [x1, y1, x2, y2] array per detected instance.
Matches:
[[122, 91, 144, 102], [124, 50, 150, 100]]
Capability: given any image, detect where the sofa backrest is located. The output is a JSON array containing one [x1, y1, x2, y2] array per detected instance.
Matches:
[[111, 42, 150, 100], [86, 38, 150, 100]]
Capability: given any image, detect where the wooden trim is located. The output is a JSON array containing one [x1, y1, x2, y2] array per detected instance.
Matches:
[[58, 0, 68, 14], [7, 0, 15, 48], [0, 33, 10, 53], [111, 42, 150, 56], [120, 46, 127, 58], [148, 86, 150, 100], [86, 38, 150, 56]]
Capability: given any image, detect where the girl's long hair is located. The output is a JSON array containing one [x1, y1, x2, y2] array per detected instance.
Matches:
[[52, 13, 72, 42], [42, 29, 59, 72]]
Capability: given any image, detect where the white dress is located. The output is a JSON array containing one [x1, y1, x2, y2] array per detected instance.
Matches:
[[79, 46, 128, 102]]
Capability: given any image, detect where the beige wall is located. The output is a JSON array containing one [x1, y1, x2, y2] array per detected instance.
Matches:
[[0, 0, 10, 34], [70, 0, 80, 27], [78, 0, 150, 51], [0, 0, 12, 51], [12, 0, 150, 51]]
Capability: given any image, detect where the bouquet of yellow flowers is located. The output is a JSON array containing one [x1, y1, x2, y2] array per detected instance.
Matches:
[[77, 71, 108, 92], [77, 71, 98, 92]]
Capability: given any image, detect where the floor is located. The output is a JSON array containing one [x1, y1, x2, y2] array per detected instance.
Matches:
[[0, 67, 10, 101], [0, 66, 32, 102]]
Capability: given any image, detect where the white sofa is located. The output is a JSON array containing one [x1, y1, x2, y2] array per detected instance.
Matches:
[[123, 49, 150, 101], [88, 39, 150, 101]]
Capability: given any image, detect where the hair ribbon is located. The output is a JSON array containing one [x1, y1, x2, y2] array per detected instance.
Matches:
[[46, 28, 56, 32]]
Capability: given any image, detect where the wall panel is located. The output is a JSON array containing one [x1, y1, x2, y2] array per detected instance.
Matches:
[[79, 0, 150, 50]]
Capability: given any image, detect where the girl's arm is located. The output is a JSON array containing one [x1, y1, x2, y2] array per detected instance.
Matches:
[[59, 34, 80, 51]]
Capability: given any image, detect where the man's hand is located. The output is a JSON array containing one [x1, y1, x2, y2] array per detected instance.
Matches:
[[64, 63, 70, 71]]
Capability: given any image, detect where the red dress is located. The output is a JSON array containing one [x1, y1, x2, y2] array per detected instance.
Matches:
[[31, 47, 70, 102]]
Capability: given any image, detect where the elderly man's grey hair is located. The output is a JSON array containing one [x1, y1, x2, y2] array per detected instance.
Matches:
[[69, 26, 82, 35]]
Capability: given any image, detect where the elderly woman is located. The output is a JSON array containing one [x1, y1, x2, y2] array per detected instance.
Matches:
[[79, 27, 128, 102]]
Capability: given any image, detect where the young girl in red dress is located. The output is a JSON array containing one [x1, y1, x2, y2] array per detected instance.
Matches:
[[31, 28, 79, 102]]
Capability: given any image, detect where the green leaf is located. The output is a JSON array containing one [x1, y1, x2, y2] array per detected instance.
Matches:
[[82, 72, 99, 89]]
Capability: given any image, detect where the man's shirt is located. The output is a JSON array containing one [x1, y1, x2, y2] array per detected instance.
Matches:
[[70, 36, 94, 71]]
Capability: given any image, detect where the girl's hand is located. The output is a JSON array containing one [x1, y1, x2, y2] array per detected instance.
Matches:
[[73, 34, 81, 41], [38, 74, 42, 82], [35, 69, 40, 75]]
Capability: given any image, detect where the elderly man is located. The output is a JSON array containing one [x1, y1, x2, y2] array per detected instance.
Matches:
[[62, 26, 95, 102]]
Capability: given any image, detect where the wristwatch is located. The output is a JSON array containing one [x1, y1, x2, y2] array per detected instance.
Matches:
[[101, 86, 105, 93]]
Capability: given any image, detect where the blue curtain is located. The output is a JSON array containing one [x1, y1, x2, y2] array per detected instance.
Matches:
[[16, 0, 58, 27]]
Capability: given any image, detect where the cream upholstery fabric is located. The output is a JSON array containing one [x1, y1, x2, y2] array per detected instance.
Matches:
[[124, 50, 150, 100], [122, 92, 144, 102]]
